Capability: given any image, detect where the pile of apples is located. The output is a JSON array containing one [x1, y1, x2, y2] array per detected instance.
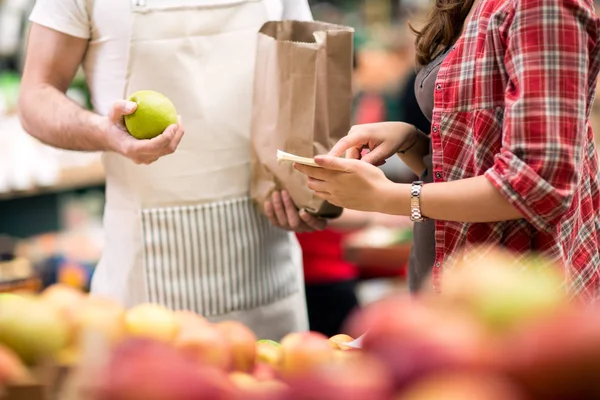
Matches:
[[346, 247, 600, 400], [2, 246, 600, 400], [0, 284, 364, 400]]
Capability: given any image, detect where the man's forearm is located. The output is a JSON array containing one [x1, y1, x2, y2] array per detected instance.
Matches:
[[19, 83, 108, 152]]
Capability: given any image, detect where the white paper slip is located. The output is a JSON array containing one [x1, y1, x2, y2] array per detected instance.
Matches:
[[344, 334, 365, 349], [276, 150, 321, 168]]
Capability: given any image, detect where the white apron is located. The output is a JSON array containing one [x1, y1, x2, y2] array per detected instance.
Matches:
[[91, 0, 308, 340]]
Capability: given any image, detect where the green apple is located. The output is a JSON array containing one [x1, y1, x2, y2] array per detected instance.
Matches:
[[257, 339, 280, 347], [442, 248, 566, 332], [256, 339, 282, 367], [0, 296, 70, 365], [124, 90, 178, 140], [0, 293, 21, 305]]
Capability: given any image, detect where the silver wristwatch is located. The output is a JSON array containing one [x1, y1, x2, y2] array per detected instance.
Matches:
[[410, 181, 428, 222]]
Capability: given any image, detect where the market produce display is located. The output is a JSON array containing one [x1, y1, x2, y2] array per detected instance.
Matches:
[[0, 246, 599, 400]]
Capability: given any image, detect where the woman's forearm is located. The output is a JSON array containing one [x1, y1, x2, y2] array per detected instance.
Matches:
[[381, 175, 523, 223], [396, 129, 430, 177]]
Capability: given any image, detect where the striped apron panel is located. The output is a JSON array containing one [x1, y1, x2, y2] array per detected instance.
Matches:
[[140, 196, 299, 317]]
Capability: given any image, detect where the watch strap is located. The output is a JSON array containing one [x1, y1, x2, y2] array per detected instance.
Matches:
[[410, 181, 428, 222]]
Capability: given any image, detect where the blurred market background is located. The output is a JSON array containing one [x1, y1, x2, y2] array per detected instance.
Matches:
[[1, 0, 600, 305]]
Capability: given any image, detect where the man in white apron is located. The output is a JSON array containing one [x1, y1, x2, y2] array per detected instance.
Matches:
[[18, 0, 325, 340]]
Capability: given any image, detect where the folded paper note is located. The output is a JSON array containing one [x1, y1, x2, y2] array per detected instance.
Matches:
[[276, 150, 321, 168]]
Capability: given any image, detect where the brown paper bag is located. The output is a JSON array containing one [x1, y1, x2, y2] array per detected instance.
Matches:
[[250, 20, 354, 219]]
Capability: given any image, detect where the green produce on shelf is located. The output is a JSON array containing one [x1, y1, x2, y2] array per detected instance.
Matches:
[[0, 72, 20, 113]]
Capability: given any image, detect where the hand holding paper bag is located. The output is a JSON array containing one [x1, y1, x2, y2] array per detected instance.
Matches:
[[250, 20, 354, 219]]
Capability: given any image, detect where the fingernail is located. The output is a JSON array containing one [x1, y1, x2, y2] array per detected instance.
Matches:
[[125, 101, 137, 112]]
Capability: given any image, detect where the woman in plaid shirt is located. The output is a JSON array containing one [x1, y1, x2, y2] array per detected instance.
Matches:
[[295, 0, 600, 300]]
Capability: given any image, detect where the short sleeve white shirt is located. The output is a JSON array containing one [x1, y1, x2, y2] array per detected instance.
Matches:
[[29, 0, 313, 115]]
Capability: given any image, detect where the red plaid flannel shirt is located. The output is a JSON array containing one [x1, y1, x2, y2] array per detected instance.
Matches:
[[431, 0, 600, 300]]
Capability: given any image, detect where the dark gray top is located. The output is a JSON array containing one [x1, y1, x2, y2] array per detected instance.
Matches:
[[407, 49, 449, 293]]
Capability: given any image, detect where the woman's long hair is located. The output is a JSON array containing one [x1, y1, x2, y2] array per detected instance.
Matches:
[[412, 0, 475, 66]]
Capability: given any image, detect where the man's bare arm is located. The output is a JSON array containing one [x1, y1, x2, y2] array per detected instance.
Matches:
[[19, 24, 185, 164], [18, 24, 108, 151]]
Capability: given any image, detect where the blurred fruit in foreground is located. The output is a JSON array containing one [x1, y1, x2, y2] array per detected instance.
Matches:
[[256, 340, 282, 368], [0, 344, 31, 387], [328, 334, 355, 350], [252, 362, 277, 382], [345, 296, 491, 391], [441, 247, 566, 332], [125, 303, 179, 343], [96, 339, 235, 400], [0, 293, 22, 305], [332, 348, 363, 364], [0, 296, 69, 365], [497, 307, 600, 400], [285, 354, 393, 400], [56, 345, 81, 367], [41, 284, 86, 342], [175, 323, 231, 371], [173, 311, 208, 333], [280, 332, 334, 378], [216, 321, 257, 372], [229, 372, 288, 400], [75, 296, 126, 346], [396, 372, 525, 400]]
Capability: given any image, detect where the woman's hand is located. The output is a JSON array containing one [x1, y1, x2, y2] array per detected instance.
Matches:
[[329, 122, 419, 165], [294, 156, 396, 213]]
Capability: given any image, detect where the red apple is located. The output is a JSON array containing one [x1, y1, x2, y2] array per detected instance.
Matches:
[[396, 372, 525, 400], [175, 324, 232, 371], [345, 295, 492, 391], [96, 338, 235, 400], [253, 362, 277, 382], [497, 307, 600, 399], [216, 321, 257, 372], [280, 332, 335, 379], [285, 354, 393, 400], [230, 372, 288, 400]]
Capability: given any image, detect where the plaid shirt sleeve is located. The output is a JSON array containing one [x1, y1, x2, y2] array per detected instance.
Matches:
[[485, 0, 593, 233]]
